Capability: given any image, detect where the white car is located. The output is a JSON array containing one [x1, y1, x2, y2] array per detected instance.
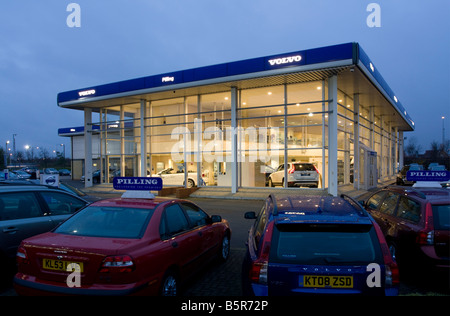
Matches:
[[268, 162, 320, 188], [152, 168, 206, 187]]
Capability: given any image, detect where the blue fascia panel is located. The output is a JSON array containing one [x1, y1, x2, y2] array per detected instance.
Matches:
[[57, 43, 356, 105]]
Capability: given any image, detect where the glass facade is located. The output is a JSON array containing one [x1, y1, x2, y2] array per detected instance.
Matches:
[[86, 75, 404, 192]]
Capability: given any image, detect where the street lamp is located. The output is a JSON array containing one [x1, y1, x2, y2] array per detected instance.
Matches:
[[60, 144, 66, 168], [442, 116, 446, 145]]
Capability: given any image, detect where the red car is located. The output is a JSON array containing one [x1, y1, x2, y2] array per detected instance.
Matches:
[[14, 197, 231, 296]]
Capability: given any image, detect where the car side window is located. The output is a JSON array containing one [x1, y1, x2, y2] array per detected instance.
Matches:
[[0, 192, 42, 220], [39, 191, 86, 215], [253, 203, 268, 248], [277, 164, 284, 172], [160, 204, 189, 239], [366, 191, 387, 211], [379, 192, 399, 216], [397, 197, 421, 223], [180, 203, 208, 228]]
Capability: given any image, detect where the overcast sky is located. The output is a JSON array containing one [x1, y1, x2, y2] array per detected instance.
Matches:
[[1, 0, 449, 157]]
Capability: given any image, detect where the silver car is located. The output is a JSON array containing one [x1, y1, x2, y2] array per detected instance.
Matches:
[[268, 162, 320, 188], [0, 184, 89, 270]]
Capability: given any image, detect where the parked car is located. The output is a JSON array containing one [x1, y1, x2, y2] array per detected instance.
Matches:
[[58, 169, 71, 176], [362, 186, 450, 271], [396, 164, 424, 186], [0, 184, 89, 272], [14, 196, 230, 296], [268, 162, 320, 188], [43, 168, 59, 174], [152, 168, 207, 187], [242, 194, 399, 296], [80, 170, 102, 183]]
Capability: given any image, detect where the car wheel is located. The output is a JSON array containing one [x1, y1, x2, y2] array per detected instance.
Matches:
[[186, 179, 195, 188], [268, 178, 274, 187], [219, 233, 230, 262], [160, 270, 178, 296]]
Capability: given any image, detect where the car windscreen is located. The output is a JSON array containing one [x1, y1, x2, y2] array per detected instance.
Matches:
[[293, 164, 315, 171], [270, 223, 383, 265], [432, 204, 450, 230], [54, 206, 155, 238]]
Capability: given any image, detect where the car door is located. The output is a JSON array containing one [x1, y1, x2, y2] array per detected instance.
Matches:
[[0, 192, 54, 259], [273, 164, 284, 184], [376, 192, 400, 236], [394, 196, 423, 255], [37, 190, 88, 226], [159, 203, 202, 278], [180, 202, 216, 263]]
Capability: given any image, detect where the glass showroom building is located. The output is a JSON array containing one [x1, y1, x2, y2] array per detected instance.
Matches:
[[58, 42, 414, 196]]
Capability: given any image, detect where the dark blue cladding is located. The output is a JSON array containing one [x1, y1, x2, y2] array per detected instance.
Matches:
[[57, 43, 356, 105]]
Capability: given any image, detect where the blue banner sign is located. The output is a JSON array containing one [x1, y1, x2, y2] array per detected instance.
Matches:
[[406, 170, 450, 182], [113, 177, 163, 191]]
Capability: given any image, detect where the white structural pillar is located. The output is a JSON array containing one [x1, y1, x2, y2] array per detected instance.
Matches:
[[328, 76, 338, 196], [231, 87, 238, 194], [398, 131, 404, 170], [84, 108, 93, 188], [353, 94, 360, 190], [140, 99, 147, 177]]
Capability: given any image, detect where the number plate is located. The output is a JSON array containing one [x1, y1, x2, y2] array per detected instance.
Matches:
[[301, 275, 353, 288], [42, 259, 84, 273]]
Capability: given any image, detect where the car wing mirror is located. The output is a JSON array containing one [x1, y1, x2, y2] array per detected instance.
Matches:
[[244, 211, 257, 219], [210, 215, 222, 223]]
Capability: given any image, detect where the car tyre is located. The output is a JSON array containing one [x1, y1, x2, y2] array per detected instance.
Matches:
[[186, 179, 195, 188], [160, 270, 178, 296], [219, 233, 230, 262]]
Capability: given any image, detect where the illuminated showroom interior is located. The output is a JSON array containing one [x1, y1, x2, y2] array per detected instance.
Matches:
[[58, 43, 414, 196]]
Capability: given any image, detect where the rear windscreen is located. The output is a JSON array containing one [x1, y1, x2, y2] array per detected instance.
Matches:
[[55, 206, 154, 238], [293, 164, 315, 171], [271, 224, 383, 265], [432, 204, 450, 230]]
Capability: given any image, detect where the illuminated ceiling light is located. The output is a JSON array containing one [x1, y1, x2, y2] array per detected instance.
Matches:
[[296, 103, 300, 106], [308, 113, 313, 117], [317, 86, 322, 90], [267, 92, 272, 95]]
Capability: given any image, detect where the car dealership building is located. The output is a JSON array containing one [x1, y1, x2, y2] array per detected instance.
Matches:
[[58, 42, 414, 196]]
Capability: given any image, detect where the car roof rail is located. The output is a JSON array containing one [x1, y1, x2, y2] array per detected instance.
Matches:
[[340, 194, 368, 217]]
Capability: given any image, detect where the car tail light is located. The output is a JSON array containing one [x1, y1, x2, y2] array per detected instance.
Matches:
[[16, 246, 29, 265], [249, 222, 274, 285], [313, 165, 319, 174], [100, 255, 134, 273], [417, 202, 434, 245], [288, 165, 295, 174], [373, 222, 400, 287]]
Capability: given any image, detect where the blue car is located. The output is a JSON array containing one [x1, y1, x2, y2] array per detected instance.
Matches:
[[242, 194, 399, 296]]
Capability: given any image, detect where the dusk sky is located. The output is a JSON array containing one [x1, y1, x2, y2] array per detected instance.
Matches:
[[1, 0, 449, 157]]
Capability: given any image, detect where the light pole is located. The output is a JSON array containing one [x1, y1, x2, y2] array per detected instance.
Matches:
[[61, 144, 66, 168], [442, 116, 446, 146]]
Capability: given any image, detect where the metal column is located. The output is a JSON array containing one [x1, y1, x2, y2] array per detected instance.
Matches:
[[84, 108, 93, 188], [328, 76, 338, 196]]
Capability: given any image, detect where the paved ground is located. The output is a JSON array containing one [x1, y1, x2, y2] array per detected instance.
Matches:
[[1, 178, 449, 296]]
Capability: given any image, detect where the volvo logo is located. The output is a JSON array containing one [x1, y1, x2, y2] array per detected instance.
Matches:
[[268, 55, 302, 66]]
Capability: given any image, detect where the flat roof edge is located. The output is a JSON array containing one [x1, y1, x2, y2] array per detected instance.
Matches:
[[57, 43, 356, 106]]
